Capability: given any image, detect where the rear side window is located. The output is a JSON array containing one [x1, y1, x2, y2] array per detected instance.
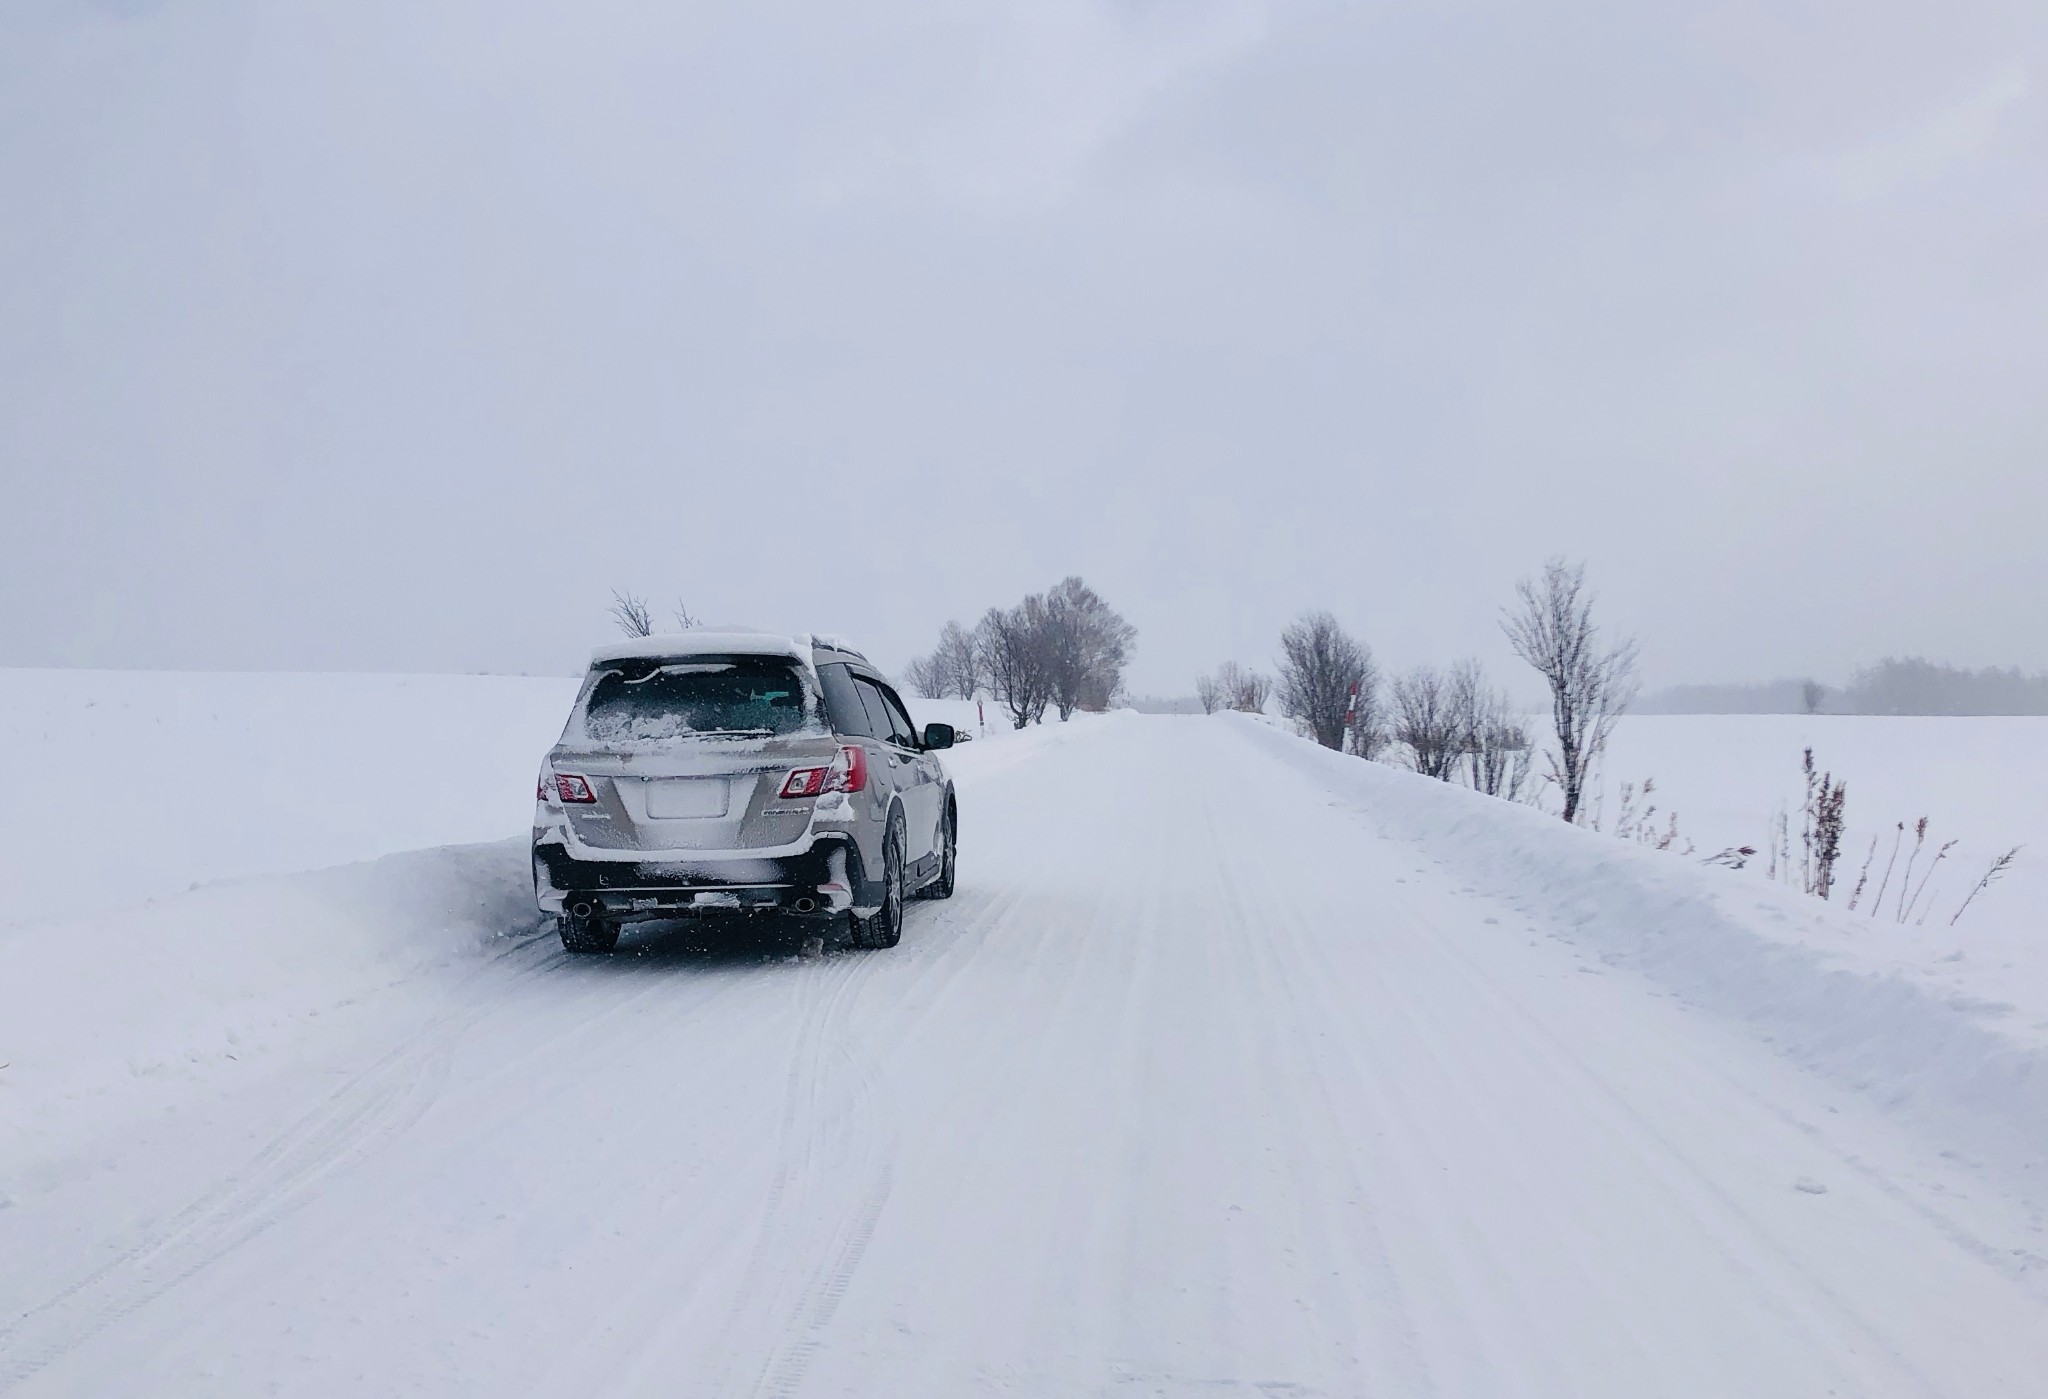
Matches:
[[816, 663, 874, 737], [578, 656, 818, 743], [877, 684, 920, 746], [854, 676, 918, 747]]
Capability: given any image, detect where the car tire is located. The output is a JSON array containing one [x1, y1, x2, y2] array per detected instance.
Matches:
[[559, 912, 620, 954], [849, 817, 905, 950], [917, 804, 956, 900]]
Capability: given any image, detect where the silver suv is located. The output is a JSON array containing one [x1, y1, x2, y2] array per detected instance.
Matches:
[[532, 631, 957, 953]]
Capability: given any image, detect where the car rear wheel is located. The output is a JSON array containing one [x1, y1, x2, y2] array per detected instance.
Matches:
[[849, 819, 905, 950], [559, 911, 620, 954]]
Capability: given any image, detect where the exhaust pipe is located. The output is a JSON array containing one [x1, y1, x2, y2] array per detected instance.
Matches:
[[569, 899, 598, 921], [793, 897, 817, 914]]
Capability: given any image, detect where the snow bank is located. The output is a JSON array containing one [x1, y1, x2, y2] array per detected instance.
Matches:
[[1230, 714, 2048, 1195], [0, 839, 541, 1184], [1595, 714, 2048, 1040], [910, 702, 1130, 788], [0, 669, 580, 927]]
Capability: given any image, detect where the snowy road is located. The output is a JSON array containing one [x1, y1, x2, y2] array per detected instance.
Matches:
[[6, 716, 2046, 1396]]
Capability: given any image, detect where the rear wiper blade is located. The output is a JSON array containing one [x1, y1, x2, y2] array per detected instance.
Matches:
[[696, 728, 776, 738]]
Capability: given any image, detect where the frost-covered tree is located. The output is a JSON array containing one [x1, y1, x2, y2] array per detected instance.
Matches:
[[1195, 673, 1221, 715], [1502, 559, 1639, 824], [1276, 611, 1375, 751]]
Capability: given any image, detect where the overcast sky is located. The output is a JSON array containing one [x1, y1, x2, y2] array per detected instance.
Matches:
[[4, 0, 2043, 694]]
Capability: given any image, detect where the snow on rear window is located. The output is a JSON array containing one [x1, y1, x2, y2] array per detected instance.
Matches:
[[579, 657, 819, 743]]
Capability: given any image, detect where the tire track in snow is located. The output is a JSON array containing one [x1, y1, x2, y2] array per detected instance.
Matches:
[[527, 899, 997, 1399], [0, 929, 568, 1389], [0, 929, 716, 1392], [1222, 741, 1803, 1389], [729, 950, 891, 1399], [645, 878, 1043, 1396], [733, 886, 1046, 1397], [1194, 800, 1437, 1396], [1206, 727, 1979, 1396], [588, 944, 893, 1399]]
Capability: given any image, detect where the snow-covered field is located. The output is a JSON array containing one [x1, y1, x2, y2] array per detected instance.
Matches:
[[1591, 714, 2048, 1059], [4, 674, 2047, 1395], [0, 669, 582, 928]]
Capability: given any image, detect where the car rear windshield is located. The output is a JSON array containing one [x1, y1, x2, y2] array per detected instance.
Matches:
[[578, 656, 818, 743]]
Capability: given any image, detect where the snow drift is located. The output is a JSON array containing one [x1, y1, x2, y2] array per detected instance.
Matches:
[[1233, 714, 2048, 1199], [0, 840, 544, 1186], [0, 669, 581, 928]]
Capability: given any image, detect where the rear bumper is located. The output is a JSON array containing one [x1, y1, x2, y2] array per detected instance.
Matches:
[[533, 834, 871, 922]]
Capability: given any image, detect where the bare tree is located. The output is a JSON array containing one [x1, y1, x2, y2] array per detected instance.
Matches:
[[1391, 665, 1463, 779], [1195, 673, 1221, 715], [976, 600, 1053, 729], [673, 600, 702, 630], [609, 590, 654, 638], [1076, 664, 1123, 714], [932, 620, 982, 699], [1345, 677, 1389, 759], [1215, 661, 1271, 713], [1039, 577, 1137, 720], [1447, 659, 1531, 799], [1276, 612, 1375, 751], [1502, 559, 1639, 824], [1800, 678, 1826, 715], [903, 654, 947, 699]]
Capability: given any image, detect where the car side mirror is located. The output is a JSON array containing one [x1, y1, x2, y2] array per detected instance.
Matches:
[[921, 722, 955, 751]]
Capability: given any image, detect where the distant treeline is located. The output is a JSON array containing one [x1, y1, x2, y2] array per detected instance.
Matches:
[[1639, 658, 2048, 716]]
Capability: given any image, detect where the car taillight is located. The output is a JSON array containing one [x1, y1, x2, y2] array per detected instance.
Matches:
[[780, 745, 867, 800], [554, 773, 598, 804], [781, 766, 830, 798]]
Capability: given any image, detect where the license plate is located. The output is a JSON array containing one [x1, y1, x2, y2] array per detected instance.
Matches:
[[644, 778, 730, 819]]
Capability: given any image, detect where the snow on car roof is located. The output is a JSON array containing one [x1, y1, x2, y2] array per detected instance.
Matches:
[[589, 628, 811, 666], [801, 632, 869, 660], [588, 627, 872, 667]]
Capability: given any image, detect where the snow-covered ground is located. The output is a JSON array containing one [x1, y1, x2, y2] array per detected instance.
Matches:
[[1589, 714, 2048, 1062], [4, 677, 2047, 1395], [0, 673, 1065, 1229], [0, 669, 581, 928]]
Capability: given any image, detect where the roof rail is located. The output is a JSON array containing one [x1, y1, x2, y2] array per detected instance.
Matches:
[[804, 632, 869, 663]]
